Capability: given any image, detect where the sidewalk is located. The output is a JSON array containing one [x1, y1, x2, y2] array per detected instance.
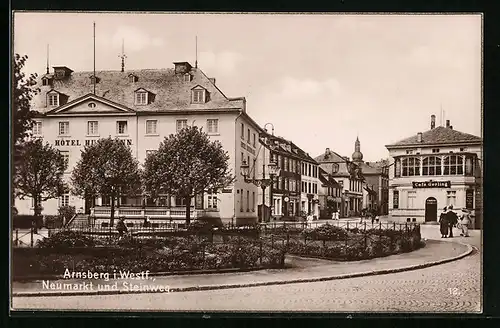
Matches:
[[12, 235, 473, 297]]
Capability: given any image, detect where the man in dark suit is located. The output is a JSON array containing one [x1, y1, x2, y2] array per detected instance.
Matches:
[[446, 205, 458, 238]]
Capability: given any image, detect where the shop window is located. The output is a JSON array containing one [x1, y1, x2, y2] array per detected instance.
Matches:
[[447, 191, 457, 207], [393, 190, 399, 209], [422, 156, 442, 176], [407, 191, 416, 209]]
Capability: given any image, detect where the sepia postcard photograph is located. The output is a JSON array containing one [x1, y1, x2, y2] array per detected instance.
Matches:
[[10, 12, 482, 313]]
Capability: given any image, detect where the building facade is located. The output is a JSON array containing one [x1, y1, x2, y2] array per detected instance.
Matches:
[[300, 156, 320, 218], [315, 147, 364, 217], [318, 167, 342, 219], [385, 115, 482, 227], [17, 62, 265, 225]]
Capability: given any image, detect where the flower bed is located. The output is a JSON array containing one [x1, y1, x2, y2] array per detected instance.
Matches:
[[12, 231, 285, 279], [262, 223, 424, 261]]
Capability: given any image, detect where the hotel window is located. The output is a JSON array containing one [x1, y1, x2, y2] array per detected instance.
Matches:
[[241, 123, 244, 139], [207, 119, 219, 134], [208, 194, 218, 209], [87, 121, 98, 135], [446, 191, 457, 207], [135, 92, 148, 105], [281, 177, 285, 190], [432, 148, 440, 153], [401, 158, 420, 176], [240, 189, 244, 212], [176, 119, 187, 132], [393, 190, 399, 209], [48, 93, 59, 107], [308, 164, 311, 177], [183, 74, 191, 82], [273, 177, 278, 190], [117, 121, 128, 135], [285, 178, 289, 190], [253, 133, 256, 147], [252, 192, 255, 212], [422, 156, 442, 176], [59, 194, 70, 207], [407, 191, 417, 209], [33, 121, 42, 135], [443, 155, 463, 175], [58, 122, 69, 135], [175, 197, 187, 207], [308, 182, 312, 194], [192, 89, 205, 103], [285, 157, 289, 172], [145, 120, 157, 135], [246, 190, 250, 212], [59, 151, 69, 168], [465, 155, 474, 176], [247, 128, 250, 143]]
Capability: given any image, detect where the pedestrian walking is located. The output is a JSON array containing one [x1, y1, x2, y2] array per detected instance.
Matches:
[[116, 216, 128, 238], [446, 205, 458, 238], [460, 209, 471, 237], [439, 207, 449, 238]]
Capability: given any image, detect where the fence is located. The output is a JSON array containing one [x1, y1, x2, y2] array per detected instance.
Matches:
[[13, 220, 419, 250]]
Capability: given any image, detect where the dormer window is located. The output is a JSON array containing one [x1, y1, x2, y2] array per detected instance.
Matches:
[[134, 88, 155, 106], [48, 93, 59, 107], [52, 66, 73, 79], [191, 85, 208, 104], [128, 74, 138, 83], [183, 74, 192, 82], [42, 76, 53, 86], [136, 92, 148, 105], [46, 90, 68, 108]]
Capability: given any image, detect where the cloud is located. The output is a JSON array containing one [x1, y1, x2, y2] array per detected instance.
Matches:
[[278, 77, 341, 98], [198, 51, 245, 75], [407, 45, 465, 69], [109, 26, 165, 52]]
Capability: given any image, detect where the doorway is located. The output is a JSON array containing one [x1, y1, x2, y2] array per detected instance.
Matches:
[[425, 197, 438, 222]]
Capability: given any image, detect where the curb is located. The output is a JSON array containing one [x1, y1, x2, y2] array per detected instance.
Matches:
[[12, 241, 474, 298]]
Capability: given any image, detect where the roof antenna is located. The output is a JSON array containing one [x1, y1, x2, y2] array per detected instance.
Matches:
[[119, 39, 127, 72], [195, 35, 198, 68], [93, 21, 96, 95], [46, 44, 49, 74]]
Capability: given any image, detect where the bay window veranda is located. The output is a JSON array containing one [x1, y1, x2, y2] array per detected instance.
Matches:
[[394, 154, 476, 177]]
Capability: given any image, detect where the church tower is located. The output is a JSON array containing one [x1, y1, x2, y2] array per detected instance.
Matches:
[[352, 136, 364, 163]]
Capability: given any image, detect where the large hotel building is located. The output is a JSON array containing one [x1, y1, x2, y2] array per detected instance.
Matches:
[[385, 115, 483, 228], [17, 61, 266, 225]]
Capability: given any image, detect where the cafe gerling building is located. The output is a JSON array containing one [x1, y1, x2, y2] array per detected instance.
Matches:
[[385, 115, 482, 227]]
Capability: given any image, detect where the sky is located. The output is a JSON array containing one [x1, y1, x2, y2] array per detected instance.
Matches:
[[13, 13, 482, 162]]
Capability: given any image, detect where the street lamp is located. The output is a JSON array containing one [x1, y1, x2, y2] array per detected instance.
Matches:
[[240, 159, 281, 223]]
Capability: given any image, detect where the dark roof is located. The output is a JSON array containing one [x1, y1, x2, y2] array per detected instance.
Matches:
[[358, 162, 382, 175], [260, 131, 318, 164], [386, 126, 482, 148], [31, 66, 245, 113]]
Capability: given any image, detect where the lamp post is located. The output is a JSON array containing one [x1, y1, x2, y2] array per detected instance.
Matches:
[[241, 159, 280, 223]]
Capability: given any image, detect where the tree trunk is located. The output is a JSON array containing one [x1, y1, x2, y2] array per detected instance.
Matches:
[[110, 193, 116, 227], [33, 194, 41, 216], [185, 196, 192, 226]]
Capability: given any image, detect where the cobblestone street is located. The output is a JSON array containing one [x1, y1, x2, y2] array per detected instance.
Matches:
[[12, 226, 482, 312]]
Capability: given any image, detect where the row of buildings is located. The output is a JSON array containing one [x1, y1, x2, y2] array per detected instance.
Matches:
[[15, 59, 482, 227]]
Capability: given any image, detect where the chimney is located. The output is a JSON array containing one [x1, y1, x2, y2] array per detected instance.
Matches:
[[450, 126, 453, 130], [209, 78, 216, 85], [417, 132, 423, 143], [325, 147, 330, 154], [173, 62, 193, 74], [431, 115, 436, 129], [446, 120, 450, 128]]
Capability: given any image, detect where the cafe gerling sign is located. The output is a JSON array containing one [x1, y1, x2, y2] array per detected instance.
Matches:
[[412, 181, 451, 188]]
